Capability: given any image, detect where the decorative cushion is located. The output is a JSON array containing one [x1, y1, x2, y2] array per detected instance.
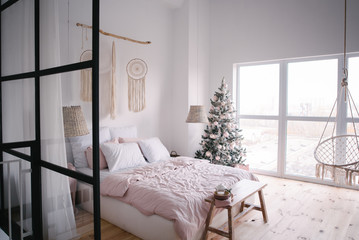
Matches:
[[67, 162, 76, 171], [109, 126, 137, 139], [69, 127, 111, 168], [101, 142, 147, 172], [85, 147, 107, 169], [85, 138, 118, 170], [138, 137, 170, 163]]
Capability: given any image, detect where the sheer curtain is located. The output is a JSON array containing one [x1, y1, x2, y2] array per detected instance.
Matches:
[[1, 0, 76, 239], [40, 0, 76, 238]]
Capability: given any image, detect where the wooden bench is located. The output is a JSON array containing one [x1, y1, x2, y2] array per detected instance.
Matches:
[[202, 179, 268, 240]]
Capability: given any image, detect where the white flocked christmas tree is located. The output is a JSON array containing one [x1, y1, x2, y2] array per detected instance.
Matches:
[[195, 78, 246, 166]]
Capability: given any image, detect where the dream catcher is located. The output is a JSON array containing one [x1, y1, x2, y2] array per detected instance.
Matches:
[[80, 50, 92, 102], [126, 58, 148, 112]]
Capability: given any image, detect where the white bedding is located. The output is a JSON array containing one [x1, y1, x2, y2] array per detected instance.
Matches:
[[76, 157, 178, 182], [76, 158, 257, 240], [77, 166, 134, 182], [101, 157, 257, 239], [77, 181, 181, 240]]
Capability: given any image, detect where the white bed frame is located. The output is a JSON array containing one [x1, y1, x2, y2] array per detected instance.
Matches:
[[77, 182, 234, 240]]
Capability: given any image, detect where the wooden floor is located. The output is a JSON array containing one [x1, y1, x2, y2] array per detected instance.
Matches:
[[75, 175, 359, 240], [74, 209, 139, 240]]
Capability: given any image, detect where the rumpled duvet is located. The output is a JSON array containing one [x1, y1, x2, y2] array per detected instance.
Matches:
[[100, 157, 257, 240]]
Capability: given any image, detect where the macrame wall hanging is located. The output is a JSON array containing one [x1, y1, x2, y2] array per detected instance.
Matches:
[[110, 41, 117, 119], [80, 50, 92, 102], [126, 58, 148, 112], [77, 23, 151, 114]]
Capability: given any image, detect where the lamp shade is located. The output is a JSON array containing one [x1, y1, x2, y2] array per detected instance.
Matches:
[[63, 106, 89, 137], [186, 105, 208, 123]]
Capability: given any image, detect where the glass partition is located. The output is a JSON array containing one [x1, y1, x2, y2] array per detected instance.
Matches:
[[40, 0, 93, 70], [1, 153, 32, 238], [1, 79, 35, 143], [1, 0, 35, 76]]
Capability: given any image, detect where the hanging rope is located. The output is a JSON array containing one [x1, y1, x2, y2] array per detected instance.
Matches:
[[343, 0, 347, 71], [314, 0, 359, 186], [342, 0, 349, 101]]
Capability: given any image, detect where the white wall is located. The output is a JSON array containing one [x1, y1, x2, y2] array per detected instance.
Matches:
[[59, 0, 175, 150], [187, 0, 210, 156], [209, 0, 359, 97], [172, 0, 211, 156], [171, 0, 190, 155], [58, 0, 211, 156], [57, 0, 359, 157]]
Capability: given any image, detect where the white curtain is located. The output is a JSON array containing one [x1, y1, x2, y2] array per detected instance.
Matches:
[[1, 0, 76, 239], [40, 0, 77, 238]]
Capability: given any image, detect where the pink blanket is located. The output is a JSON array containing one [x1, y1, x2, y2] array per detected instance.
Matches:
[[101, 157, 257, 240]]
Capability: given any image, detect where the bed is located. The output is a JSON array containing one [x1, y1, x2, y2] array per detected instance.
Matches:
[[66, 126, 258, 240]]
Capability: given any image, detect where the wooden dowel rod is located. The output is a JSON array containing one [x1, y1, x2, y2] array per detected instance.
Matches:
[[76, 23, 151, 45]]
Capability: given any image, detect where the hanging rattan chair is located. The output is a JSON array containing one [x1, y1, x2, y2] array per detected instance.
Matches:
[[314, 76, 359, 185], [314, 0, 359, 186]]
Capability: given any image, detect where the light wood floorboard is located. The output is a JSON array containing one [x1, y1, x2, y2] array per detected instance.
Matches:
[[74, 209, 140, 240], [76, 175, 359, 240]]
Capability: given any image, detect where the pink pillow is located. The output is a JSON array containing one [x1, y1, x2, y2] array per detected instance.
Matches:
[[85, 138, 118, 169], [67, 162, 76, 171]]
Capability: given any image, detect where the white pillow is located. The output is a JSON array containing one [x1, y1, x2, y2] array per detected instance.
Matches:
[[109, 126, 137, 139], [101, 142, 147, 172], [138, 137, 170, 163], [69, 127, 111, 168]]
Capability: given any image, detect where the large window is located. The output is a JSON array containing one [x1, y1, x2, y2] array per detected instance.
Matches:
[[236, 53, 359, 184], [287, 59, 337, 117], [237, 64, 279, 172]]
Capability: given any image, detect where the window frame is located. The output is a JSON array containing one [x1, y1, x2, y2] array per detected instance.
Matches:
[[235, 52, 359, 188]]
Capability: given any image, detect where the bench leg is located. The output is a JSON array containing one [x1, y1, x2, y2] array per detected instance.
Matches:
[[258, 190, 268, 223], [228, 207, 233, 240], [202, 200, 215, 240], [239, 201, 245, 213]]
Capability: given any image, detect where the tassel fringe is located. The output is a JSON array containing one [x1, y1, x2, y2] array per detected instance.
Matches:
[[128, 76, 146, 112], [80, 69, 92, 102]]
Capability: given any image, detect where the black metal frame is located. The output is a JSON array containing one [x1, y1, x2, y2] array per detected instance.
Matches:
[[0, 0, 101, 239]]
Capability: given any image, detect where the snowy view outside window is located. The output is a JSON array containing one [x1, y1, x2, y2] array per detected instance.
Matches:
[[238, 64, 279, 172], [236, 55, 359, 182]]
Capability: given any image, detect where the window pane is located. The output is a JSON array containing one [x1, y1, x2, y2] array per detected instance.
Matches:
[[2, 78, 35, 143], [348, 57, 359, 117], [239, 119, 278, 172], [347, 122, 359, 135], [288, 59, 338, 117], [238, 64, 279, 115], [286, 121, 335, 177], [1, 0, 35, 76], [75, 179, 94, 239], [2, 157, 32, 237], [40, 1, 93, 69]]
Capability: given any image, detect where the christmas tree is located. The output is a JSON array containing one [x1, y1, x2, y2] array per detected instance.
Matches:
[[195, 78, 246, 166]]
